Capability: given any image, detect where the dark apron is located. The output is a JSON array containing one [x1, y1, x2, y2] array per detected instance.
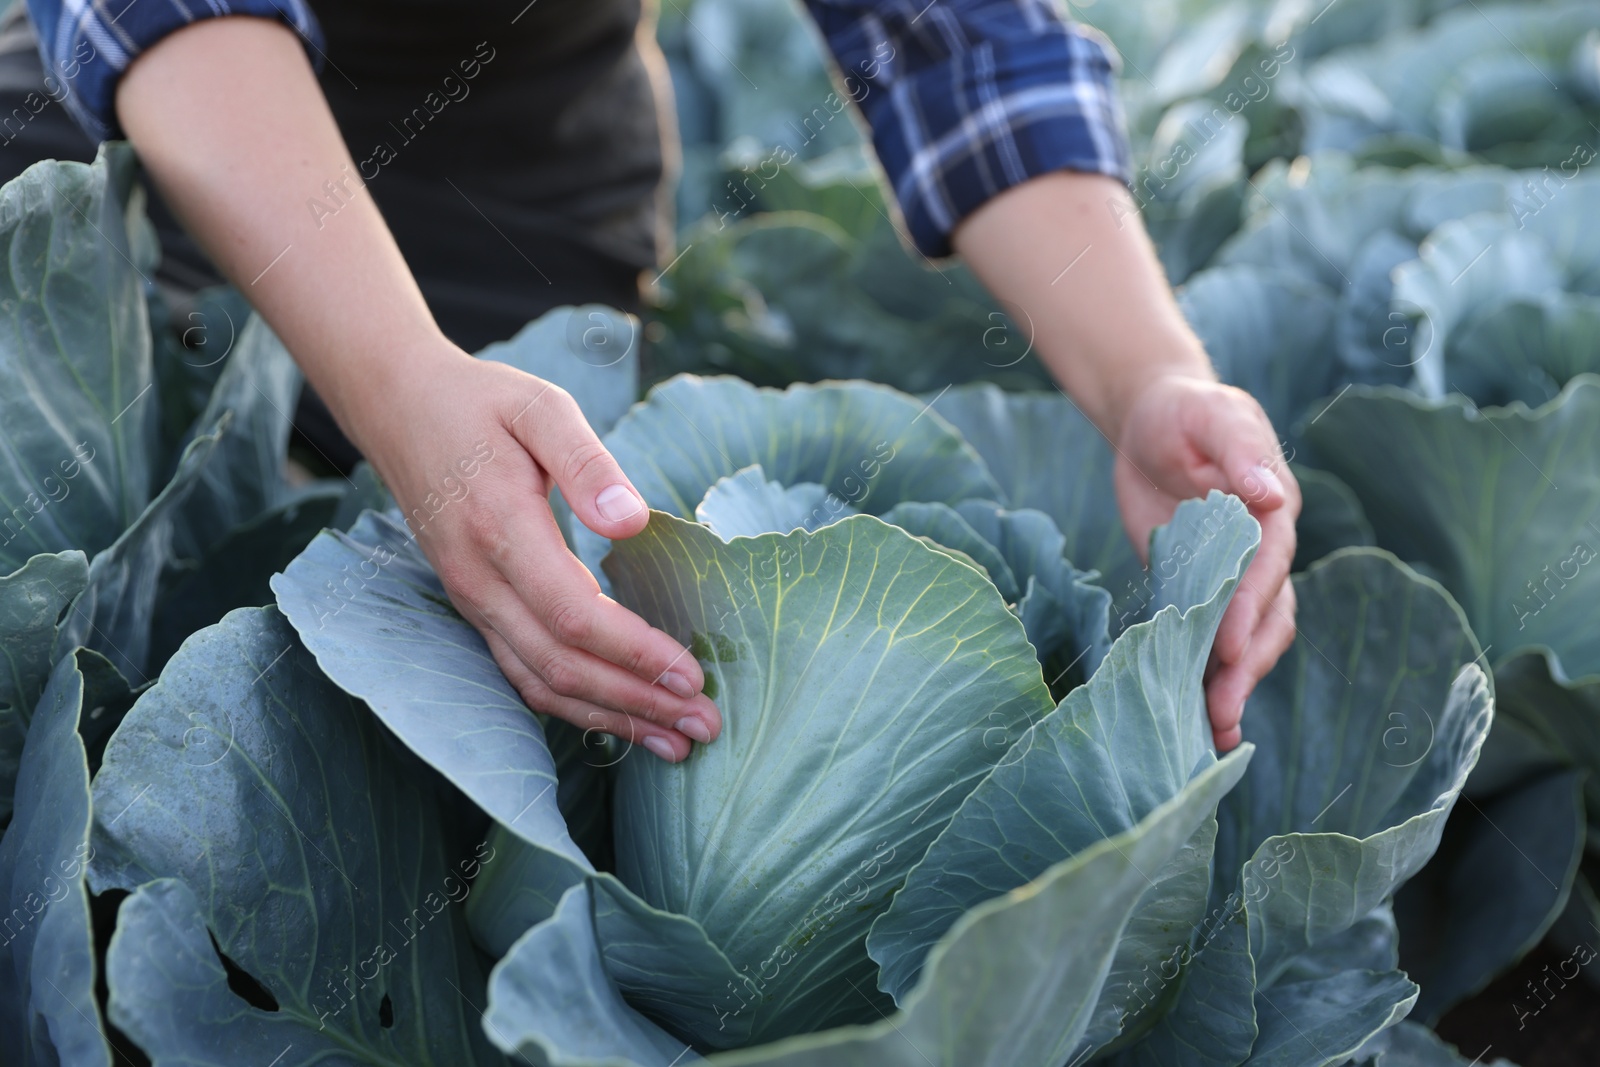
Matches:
[[0, 0, 672, 467]]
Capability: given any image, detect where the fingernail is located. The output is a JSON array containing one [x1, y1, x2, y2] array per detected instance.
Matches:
[[643, 736, 676, 761], [675, 716, 712, 744], [1247, 464, 1284, 501], [660, 670, 695, 699], [596, 484, 644, 522]]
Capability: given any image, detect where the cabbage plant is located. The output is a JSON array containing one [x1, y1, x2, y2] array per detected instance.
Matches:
[[69, 376, 1477, 1067]]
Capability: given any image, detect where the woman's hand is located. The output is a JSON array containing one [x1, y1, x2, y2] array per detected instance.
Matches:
[[357, 352, 721, 762], [117, 18, 716, 761], [1112, 373, 1301, 751], [954, 171, 1301, 750]]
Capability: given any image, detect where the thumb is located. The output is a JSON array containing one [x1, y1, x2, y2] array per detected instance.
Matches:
[[505, 380, 649, 538], [1206, 397, 1289, 513]]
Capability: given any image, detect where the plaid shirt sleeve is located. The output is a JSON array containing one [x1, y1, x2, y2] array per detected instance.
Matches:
[[23, 0, 323, 142], [803, 0, 1133, 258]]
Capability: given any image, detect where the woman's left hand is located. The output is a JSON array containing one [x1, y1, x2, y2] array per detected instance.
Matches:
[[1113, 372, 1301, 751]]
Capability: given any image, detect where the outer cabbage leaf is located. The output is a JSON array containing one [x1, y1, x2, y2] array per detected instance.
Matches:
[[713, 751, 1253, 1067], [1122, 551, 1493, 1065], [271, 510, 759, 1048], [1247, 970, 1417, 1067], [1136, 99, 1248, 285], [164, 315, 301, 559], [1305, 378, 1600, 678], [92, 607, 506, 1065], [1335, 228, 1420, 387], [1494, 651, 1600, 819], [1296, 3, 1600, 168], [1358, 1021, 1517, 1066], [0, 551, 88, 824], [272, 510, 592, 933], [1449, 293, 1600, 407], [601, 512, 1055, 1044], [149, 485, 344, 669], [1291, 466, 1374, 572], [588, 377, 1000, 581], [53, 420, 224, 683], [1391, 215, 1564, 399], [648, 212, 1041, 397], [0, 145, 155, 576], [1107, 907, 1256, 1067], [148, 284, 249, 467], [0, 652, 108, 1067], [1217, 156, 1415, 290], [483, 883, 694, 1067], [1213, 551, 1494, 984], [1395, 769, 1585, 1021]]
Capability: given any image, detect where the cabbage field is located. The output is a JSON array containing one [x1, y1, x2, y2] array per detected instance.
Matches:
[[2, 0, 1599, 1064]]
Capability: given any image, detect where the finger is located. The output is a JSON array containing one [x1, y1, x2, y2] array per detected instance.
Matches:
[[1209, 399, 1299, 518], [500, 378, 649, 539], [1213, 725, 1243, 752], [1206, 583, 1297, 746], [1190, 390, 1292, 512], [481, 627, 694, 762], [1214, 502, 1297, 665], [472, 583, 720, 742], [481, 491, 710, 700]]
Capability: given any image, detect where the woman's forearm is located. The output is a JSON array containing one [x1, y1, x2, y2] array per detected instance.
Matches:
[[952, 171, 1215, 441], [114, 16, 464, 461]]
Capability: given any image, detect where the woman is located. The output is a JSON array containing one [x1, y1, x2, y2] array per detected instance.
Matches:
[[6, 0, 1298, 760]]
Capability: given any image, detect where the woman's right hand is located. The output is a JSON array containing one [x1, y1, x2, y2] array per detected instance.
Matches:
[[354, 350, 721, 763]]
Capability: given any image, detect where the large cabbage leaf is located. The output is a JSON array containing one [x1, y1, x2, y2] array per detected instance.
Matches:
[[1121, 550, 1495, 1064], [0, 146, 155, 577], [91, 607, 507, 1065], [1306, 379, 1600, 677], [0, 652, 108, 1067], [603, 376, 999, 519], [0, 552, 89, 826], [1395, 768, 1585, 1021]]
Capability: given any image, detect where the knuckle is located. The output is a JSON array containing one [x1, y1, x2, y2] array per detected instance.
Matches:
[[545, 598, 595, 645], [537, 652, 584, 697], [561, 440, 614, 487], [458, 505, 503, 553], [629, 688, 668, 724], [513, 675, 554, 714], [432, 553, 476, 597]]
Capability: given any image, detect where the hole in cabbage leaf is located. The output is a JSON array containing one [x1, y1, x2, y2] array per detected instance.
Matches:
[[208, 933, 278, 1012], [380, 992, 394, 1028], [91, 889, 152, 1066]]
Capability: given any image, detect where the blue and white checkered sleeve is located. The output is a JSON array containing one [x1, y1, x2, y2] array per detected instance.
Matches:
[[804, 0, 1133, 258], [24, 0, 324, 142]]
